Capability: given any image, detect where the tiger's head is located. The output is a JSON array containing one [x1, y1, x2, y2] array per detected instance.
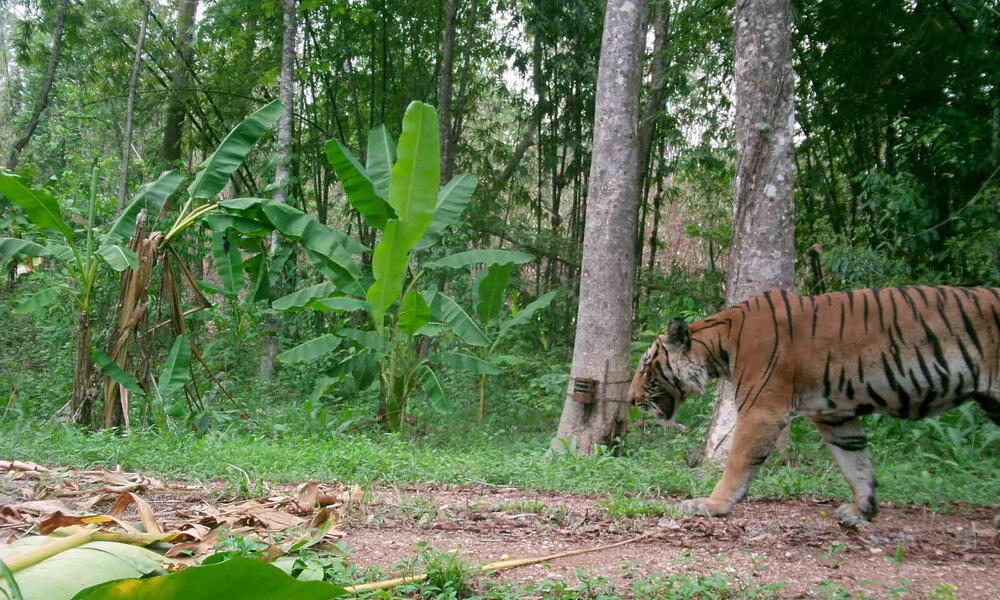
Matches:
[[628, 318, 708, 427]]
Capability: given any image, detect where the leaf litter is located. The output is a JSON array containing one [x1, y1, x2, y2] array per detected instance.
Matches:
[[0, 460, 356, 562]]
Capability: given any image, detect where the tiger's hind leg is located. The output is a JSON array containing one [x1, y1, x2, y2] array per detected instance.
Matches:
[[812, 417, 878, 526], [970, 393, 1000, 528]]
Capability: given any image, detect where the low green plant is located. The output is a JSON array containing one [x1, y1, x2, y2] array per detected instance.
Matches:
[[597, 492, 681, 519], [411, 542, 475, 599], [491, 500, 549, 514], [817, 541, 848, 570]]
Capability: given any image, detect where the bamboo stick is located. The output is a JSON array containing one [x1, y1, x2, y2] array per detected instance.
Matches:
[[4, 525, 99, 572], [342, 529, 665, 595]]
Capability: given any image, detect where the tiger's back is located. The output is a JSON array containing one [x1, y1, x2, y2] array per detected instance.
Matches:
[[732, 286, 1000, 423]]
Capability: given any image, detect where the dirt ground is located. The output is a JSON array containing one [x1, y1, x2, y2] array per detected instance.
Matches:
[[2, 463, 998, 599], [352, 485, 1000, 598]]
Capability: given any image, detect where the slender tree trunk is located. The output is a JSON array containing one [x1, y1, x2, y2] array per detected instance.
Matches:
[[6, 0, 69, 170], [636, 1, 671, 188], [260, 0, 298, 378], [701, 0, 796, 464], [161, 0, 197, 166], [437, 0, 459, 183], [70, 314, 96, 424], [118, 4, 150, 210], [551, 0, 646, 455]]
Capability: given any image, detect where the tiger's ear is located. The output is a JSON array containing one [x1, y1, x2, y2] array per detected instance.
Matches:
[[665, 318, 691, 352]]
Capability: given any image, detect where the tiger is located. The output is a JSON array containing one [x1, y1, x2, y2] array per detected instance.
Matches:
[[629, 286, 1000, 527]]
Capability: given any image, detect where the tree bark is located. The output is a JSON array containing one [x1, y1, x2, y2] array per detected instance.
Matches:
[[437, 0, 460, 183], [6, 0, 69, 170], [118, 3, 150, 211], [160, 0, 197, 166], [637, 1, 671, 190], [701, 0, 796, 464], [259, 0, 298, 378], [551, 0, 646, 455]]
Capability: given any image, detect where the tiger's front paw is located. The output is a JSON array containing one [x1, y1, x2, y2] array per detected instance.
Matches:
[[835, 502, 876, 527], [678, 497, 731, 518]]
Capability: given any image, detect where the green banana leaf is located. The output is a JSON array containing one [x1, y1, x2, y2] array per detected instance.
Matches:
[[415, 174, 477, 250], [188, 100, 284, 199], [249, 252, 272, 303], [156, 334, 192, 400], [261, 202, 368, 254], [386, 101, 439, 246], [102, 170, 183, 246], [335, 328, 390, 353], [272, 282, 336, 311], [0, 538, 163, 600], [497, 290, 558, 341], [426, 249, 534, 269], [335, 352, 379, 391], [0, 172, 73, 241], [420, 366, 447, 410], [324, 139, 395, 230], [365, 220, 410, 321], [429, 292, 489, 347], [276, 334, 342, 364], [12, 286, 62, 316], [0, 238, 50, 260], [313, 297, 371, 313], [71, 557, 344, 600], [97, 244, 138, 272], [93, 348, 145, 396], [398, 289, 431, 335], [366, 102, 440, 323], [202, 214, 272, 236], [366, 125, 396, 200], [212, 231, 243, 295], [432, 352, 501, 375], [475, 262, 514, 324]]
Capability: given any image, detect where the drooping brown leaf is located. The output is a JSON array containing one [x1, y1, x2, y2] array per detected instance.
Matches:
[[107, 491, 163, 534]]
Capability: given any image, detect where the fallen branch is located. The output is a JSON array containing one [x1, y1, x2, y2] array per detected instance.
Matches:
[[342, 528, 667, 595]]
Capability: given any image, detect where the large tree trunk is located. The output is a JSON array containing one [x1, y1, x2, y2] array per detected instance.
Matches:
[[160, 0, 197, 166], [551, 0, 646, 454], [437, 0, 459, 183], [118, 3, 150, 211], [701, 0, 796, 464], [6, 0, 69, 170], [259, 0, 298, 378]]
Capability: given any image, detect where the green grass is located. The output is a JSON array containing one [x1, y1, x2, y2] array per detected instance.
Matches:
[[598, 492, 683, 519], [2, 414, 999, 511]]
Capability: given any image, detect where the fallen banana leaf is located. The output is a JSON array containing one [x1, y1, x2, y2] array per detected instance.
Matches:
[[70, 557, 345, 600], [0, 536, 164, 600]]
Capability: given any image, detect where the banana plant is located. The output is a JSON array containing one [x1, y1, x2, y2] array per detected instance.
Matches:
[[0, 100, 284, 426], [0, 166, 143, 422], [425, 252, 558, 420], [268, 101, 502, 430]]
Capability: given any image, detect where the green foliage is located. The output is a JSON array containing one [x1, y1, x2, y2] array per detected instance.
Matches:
[[72, 557, 345, 600], [187, 101, 284, 199], [0, 539, 163, 600]]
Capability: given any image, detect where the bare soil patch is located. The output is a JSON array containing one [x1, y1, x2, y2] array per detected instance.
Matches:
[[2, 462, 997, 598]]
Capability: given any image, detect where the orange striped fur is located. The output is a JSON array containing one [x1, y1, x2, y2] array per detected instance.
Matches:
[[629, 286, 1000, 526]]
